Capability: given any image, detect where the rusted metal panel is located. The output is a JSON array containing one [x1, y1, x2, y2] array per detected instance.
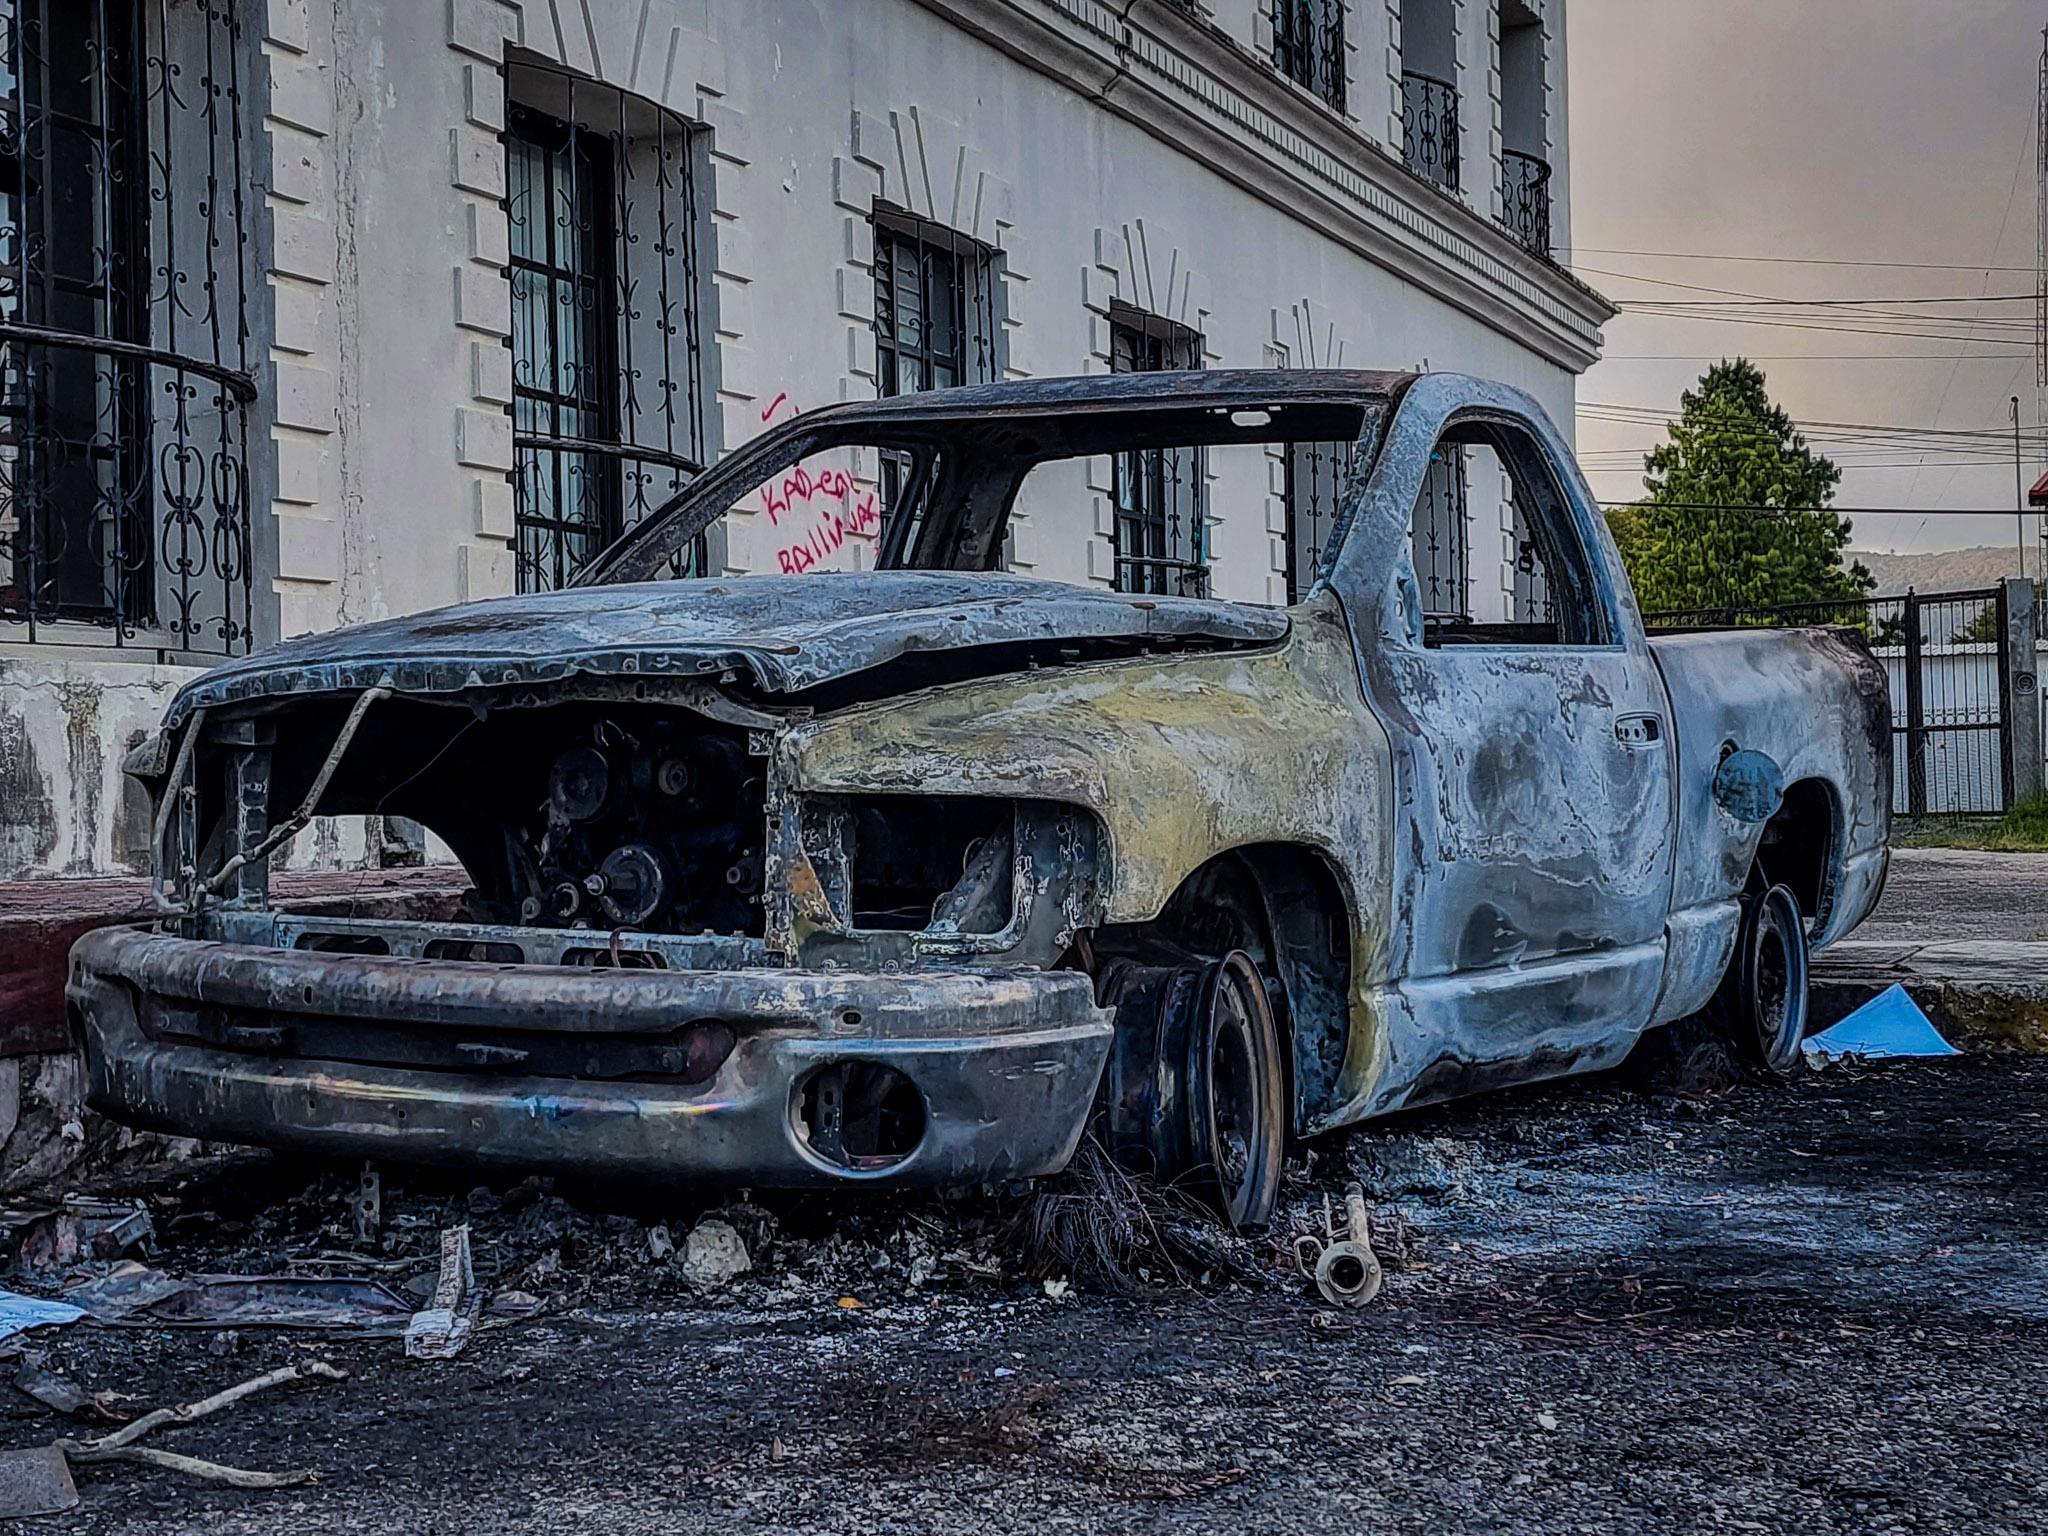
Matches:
[[782, 589, 1396, 1126], [1651, 625, 1892, 951]]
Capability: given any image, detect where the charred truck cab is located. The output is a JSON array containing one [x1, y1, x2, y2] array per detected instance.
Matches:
[[70, 373, 1892, 1228]]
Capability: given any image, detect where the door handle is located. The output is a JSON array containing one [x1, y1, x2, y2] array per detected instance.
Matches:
[[1614, 713, 1662, 747]]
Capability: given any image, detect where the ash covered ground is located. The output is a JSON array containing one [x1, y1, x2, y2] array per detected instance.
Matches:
[[6, 1049, 2047, 1533]]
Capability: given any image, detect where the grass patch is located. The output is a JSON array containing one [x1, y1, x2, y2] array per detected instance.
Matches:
[[1898, 792, 2048, 852]]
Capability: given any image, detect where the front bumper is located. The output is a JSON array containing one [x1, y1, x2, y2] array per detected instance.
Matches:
[[68, 926, 1112, 1186]]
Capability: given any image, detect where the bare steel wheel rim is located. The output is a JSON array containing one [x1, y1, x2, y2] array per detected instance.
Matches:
[[1094, 950, 1286, 1229], [1189, 952, 1286, 1230], [1742, 884, 1810, 1071], [1206, 970, 1260, 1209]]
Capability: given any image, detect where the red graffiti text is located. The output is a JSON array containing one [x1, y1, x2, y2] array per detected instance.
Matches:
[[775, 487, 879, 574]]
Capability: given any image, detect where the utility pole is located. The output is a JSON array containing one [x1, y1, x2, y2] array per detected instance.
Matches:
[[2016, 396, 2028, 581], [2035, 29, 2047, 577]]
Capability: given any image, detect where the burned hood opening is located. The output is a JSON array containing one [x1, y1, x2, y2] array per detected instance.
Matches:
[[161, 571, 1291, 728]]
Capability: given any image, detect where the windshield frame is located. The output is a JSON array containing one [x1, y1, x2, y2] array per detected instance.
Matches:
[[576, 373, 1407, 588]]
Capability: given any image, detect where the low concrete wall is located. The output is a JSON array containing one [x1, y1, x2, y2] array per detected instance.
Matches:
[[0, 650, 382, 881], [0, 652, 196, 879]]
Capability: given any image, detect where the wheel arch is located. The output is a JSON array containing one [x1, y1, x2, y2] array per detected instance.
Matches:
[[1102, 841, 1356, 1138], [1755, 775, 1844, 937]]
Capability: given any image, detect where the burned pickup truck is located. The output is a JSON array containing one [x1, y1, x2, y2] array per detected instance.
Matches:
[[70, 371, 1890, 1227]]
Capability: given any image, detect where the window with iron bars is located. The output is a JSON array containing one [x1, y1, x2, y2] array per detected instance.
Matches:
[[0, 0, 255, 654], [1411, 446, 1470, 619], [873, 208, 1000, 399], [1283, 438, 1355, 603], [1507, 486, 1554, 625], [505, 63, 712, 593], [1274, 0, 1347, 114], [871, 207, 1001, 535], [1109, 306, 1206, 597]]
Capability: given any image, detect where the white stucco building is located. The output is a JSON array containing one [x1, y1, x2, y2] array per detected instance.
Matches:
[[0, 0, 1610, 879]]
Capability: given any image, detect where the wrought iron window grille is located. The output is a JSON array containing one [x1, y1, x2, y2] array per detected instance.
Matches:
[[1411, 445, 1470, 619], [1400, 69, 1460, 193], [0, 0, 256, 655], [504, 61, 713, 593], [1108, 304, 1207, 599], [871, 206, 1000, 400], [1283, 437, 1355, 604], [1273, 0, 1347, 115]]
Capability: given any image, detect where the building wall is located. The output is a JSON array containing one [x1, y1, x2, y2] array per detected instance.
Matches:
[[0, 0, 1605, 879], [250, 0, 1604, 629]]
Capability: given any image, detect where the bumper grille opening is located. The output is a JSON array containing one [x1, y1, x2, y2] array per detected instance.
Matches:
[[193, 697, 767, 941], [422, 939, 525, 964], [141, 997, 738, 1084], [796, 1061, 926, 1170], [294, 933, 391, 956], [562, 947, 669, 970]]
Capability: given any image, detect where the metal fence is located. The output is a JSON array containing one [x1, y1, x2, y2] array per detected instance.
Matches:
[[1645, 587, 2016, 820]]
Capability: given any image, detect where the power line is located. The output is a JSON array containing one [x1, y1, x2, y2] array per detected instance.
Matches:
[[1599, 354, 2023, 361], [1577, 400, 2048, 443], [1907, 107, 2038, 512], [1592, 501, 2033, 517], [1595, 312, 2033, 346], [1571, 263, 2040, 347], [1563, 247, 2039, 273], [1582, 459, 2029, 472], [1620, 294, 2039, 309], [1579, 264, 2038, 315], [1606, 306, 2034, 330]]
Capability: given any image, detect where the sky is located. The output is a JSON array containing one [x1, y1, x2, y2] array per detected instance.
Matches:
[[1566, 0, 2046, 559]]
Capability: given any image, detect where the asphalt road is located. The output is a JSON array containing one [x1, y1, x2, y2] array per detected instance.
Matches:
[[15, 1051, 2048, 1534], [1859, 847, 2048, 943]]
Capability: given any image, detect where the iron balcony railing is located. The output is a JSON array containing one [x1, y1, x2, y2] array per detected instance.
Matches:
[[0, 325, 257, 654], [1501, 148, 1554, 257], [0, 0, 256, 657], [1400, 70, 1460, 193], [1274, 0, 1347, 115]]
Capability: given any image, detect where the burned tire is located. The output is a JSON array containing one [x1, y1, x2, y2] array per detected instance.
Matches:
[[1096, 951, 1287, 1230], [1729, 883, 1810, 1074]]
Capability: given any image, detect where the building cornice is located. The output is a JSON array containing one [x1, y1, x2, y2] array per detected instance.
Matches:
[[910, 0, 1615, 373]]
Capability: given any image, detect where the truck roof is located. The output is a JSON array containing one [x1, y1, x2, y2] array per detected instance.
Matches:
[[781, 368, 1418, 432]]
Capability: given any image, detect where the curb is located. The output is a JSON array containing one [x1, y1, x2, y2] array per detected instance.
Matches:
[[1812, 940, 2048, 1053]]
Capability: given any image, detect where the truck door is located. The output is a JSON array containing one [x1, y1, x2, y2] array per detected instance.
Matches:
[[1333, 386, 1676, 1112]]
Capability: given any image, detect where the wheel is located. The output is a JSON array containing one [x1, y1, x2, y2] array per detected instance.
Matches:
[[1095, 951, 1287, 1229], [1731, 883, 1810, 1073]]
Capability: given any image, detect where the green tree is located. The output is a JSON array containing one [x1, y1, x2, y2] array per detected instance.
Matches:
[[1608, 359, 1875, 616]]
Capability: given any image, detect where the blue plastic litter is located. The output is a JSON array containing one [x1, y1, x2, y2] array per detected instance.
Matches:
[[1803, 983, 1960, 1062], [0, 1289, 83, 1343]]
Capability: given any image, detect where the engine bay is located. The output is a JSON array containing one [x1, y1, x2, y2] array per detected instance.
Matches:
[[515, 720, 766, 936]]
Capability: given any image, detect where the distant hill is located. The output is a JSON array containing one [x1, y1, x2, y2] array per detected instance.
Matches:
[[1846, 546, 2030, 597]]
